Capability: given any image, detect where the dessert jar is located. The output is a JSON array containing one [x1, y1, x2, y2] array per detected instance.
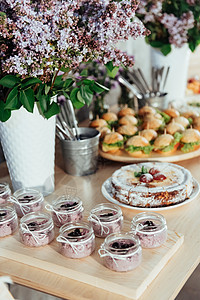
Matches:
[[57, 222, 95, 259], [19, 212, 55, 247], [88, 203, 123, 238], [11, 188, 44, 217], [0, 205, 18, 237], [0, 183, 11, 205], [45, 195, 83, 227], [131, 212, 167, 248], [98, 232, 142, 272]]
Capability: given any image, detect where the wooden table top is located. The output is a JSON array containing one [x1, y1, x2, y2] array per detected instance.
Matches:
[[1, 144, 200, 300]]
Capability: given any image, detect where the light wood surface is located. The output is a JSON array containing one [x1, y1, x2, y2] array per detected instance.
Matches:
[[0, 220, 183, 299], [1, 151, 200, 300]]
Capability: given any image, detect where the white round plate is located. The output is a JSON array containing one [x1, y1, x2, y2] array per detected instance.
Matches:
[[101, 177, 200, 211]]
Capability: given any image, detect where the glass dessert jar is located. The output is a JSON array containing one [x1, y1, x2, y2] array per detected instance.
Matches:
[[88, 203, 123, 238], [19, 212, 55, 247], [57, 222, 95, 259], [131, 212, 167, 248], [98, 232, 142, 272], [0, 205, 18, 237], [0, 183, 11, 205], [45, 195, 83, 227], [11, 188, 44, 217]]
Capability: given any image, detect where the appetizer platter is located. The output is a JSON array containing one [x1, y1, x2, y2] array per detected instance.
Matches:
[[101, 162, 200, 211], [90, 105, 200, 162]]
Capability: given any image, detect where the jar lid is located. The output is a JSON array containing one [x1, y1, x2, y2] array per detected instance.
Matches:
[[12, 188, 44, 206], [0, 183, 11, 197], [0, 205, 17, 223], [89, 203, 122, 223], [99, 232, 141, 258], [131, 212, 167, 234], [58, 221, 94, 242], [20, 212, 54, 233]]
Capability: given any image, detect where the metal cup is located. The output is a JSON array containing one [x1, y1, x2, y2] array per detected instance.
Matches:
[[60, 127, 100, 176]]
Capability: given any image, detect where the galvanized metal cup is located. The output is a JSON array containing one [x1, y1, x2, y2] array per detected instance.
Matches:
[[60, 127, 100, 176]]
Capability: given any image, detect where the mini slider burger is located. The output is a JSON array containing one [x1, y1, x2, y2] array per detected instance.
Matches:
[[142, 117, 163, 131], [102, 132, 124, 153], [163, 106, 180, 118], [138, 105, 156, 116], [173, 116, 189, 128], [180, 128, 200, 153], [118, 115, 138, 126], [140, 129, 157, 142], [166, 120, 185, 135], [117, 124, 138, 139], [125, 135, 154, 157], [118, 105, 135, 118], [153, 131, 182, 154], [102, 112, 118, 125], [90, 116, 108, 128], [193, 116, 200, 131]]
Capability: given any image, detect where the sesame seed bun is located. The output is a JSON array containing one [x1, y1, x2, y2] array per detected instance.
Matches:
[[142, 118, 163, 130], [163, 108, 180, 118], [118, 107, 135, 118], [181, 111, 199, 119], [90, 118, 107, 128], [117, 124, 138, 135], [181, 128, 200, 143], [154, 134, 174, 149], [173, 116, 189, 128], [103, 132, 123, 144], [118, 115, 137, 126], [138, 106, 156, 116], [166, 122, 185, 135], [126, 135, 149, 147], [140, 129, 158, 141], [102, 112, 118, 122]]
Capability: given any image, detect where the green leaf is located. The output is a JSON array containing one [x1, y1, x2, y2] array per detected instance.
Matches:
[[92, 82, 109, 94], [149, 41, 164, 48], [4, 86, 19, 110], [43, 102, 60, 119], [63, 78, 73, 88], [80, 69, 88, 77], [21, 78, 41, 89], [80, 85, 93, 105], [83, 79, 94, 85], [161, 44, 172, 56], [45, 84, 51, 95], [77, 91, 85, 103], [105, 62, 119, 79], [19, 88, 35, 112], [70, 88, 79, 102], [0, 101, 11, 122], [39, 94, 50, 112], [0, 75, 21, 88], [53, 75, 63, 87]]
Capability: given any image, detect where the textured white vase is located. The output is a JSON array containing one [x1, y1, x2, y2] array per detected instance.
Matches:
[[151, 44, 191, 104], [0, 104, 56, 196]]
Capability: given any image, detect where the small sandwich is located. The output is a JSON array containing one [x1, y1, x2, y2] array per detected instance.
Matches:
[[153, 131, 182, 154], [125, 135, 154, 157], [142, 117, 163, 131], [193, 116, 200, 131], [166, 121, 185, 135], [181, 111, 199, 120], [138, 105, 156, 116], [180, 128, 200, 153], [117, 124, 138, 140], [102, 112, 118, 123], [90, 116, 108, 128], [140, 129, 158, 142], [118, 105, 135, 118], [102, 132, 124, 153], [118, 115, 138, 126], [163, 107, 180, 118], [173, 116, 189, 128], [96, 126, 111, 139]]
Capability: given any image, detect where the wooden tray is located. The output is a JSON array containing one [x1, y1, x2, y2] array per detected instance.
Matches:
[[0, 221, 183, 299], [99, 148, 200, 163]]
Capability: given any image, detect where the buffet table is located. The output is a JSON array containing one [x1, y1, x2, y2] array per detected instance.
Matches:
[[0, 145, 200, 300]]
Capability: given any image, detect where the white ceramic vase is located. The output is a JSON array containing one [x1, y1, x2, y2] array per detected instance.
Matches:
[[0, 104, 56, 196], [151, 44, 191, 104]]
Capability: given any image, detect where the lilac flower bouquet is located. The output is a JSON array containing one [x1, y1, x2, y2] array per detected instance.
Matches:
[[136, 0, 200, 55], [0, 0, 148, 122]]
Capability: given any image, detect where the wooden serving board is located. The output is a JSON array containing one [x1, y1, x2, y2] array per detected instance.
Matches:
[[0, 221, 183, 299], [99, 147, 200, 163]]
